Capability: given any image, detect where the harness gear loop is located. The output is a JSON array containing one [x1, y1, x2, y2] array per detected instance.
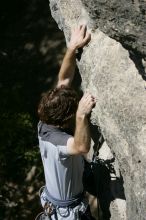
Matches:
[[44, 202, 54, 216]]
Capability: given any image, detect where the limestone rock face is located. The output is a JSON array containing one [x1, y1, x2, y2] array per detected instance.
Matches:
[[49, 1, 146, 220]]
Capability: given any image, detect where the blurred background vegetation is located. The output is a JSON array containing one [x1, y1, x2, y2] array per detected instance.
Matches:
[[0, 0, 66, 219]]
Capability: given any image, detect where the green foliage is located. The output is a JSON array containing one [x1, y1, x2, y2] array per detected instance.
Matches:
[[0, 111, 44, 220], [0, 112, 37, 181], [0, 0, 65, 218]]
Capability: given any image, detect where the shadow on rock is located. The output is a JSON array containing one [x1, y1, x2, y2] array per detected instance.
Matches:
[[83, 124, 126, 220]]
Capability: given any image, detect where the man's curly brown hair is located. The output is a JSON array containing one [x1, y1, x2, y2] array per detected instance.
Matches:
[[38, 86, 79, 128]]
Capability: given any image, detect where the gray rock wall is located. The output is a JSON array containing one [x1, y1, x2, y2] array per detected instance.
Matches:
[[49, 0, 146, 219], [82, 0, 146, 57]]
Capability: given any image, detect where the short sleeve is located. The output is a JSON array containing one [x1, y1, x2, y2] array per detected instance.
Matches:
[[38, 121, 72, 160], [57, 145, 70, 160], [52, 131, 72, 160]]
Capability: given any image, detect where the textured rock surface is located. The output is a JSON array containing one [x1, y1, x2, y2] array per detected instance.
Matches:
[[49, 0, 146, 220], [82, 0, 146, 57], [82, 0, 146, 81]]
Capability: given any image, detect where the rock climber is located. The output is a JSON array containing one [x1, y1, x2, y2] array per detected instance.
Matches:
[[37, 24, 96, 220]]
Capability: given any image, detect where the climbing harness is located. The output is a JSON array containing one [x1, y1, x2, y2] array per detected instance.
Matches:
[[35, 186, 87, 220]]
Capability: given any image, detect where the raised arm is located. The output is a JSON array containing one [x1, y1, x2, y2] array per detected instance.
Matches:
[[67, 93, 96, 155], [57, 25, 91, 87]]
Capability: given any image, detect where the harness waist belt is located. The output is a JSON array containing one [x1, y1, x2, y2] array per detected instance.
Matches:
[[45, 187, 84, 207]]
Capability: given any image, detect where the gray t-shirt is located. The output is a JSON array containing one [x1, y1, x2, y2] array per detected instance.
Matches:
[[38, 121, 84, 201]]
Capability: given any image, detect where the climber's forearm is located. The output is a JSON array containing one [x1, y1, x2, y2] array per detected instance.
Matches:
[[74, 113, 91, 153], [66, 112, 91, 155], [57, 25, 91, 88], [57, 48, 76, 87], [66, 93, 96, 155]]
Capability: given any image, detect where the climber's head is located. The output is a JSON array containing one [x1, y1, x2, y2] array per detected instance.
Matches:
[[38, 86, 79, 130]]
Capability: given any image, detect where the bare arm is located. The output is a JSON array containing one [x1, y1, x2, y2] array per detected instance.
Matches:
[[57, 48, 76, 87], [67, 93, 96, 155], [57, 25, 91, 87]]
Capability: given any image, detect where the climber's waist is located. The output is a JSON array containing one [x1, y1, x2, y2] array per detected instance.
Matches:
[[45, 187, 84, 208]]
